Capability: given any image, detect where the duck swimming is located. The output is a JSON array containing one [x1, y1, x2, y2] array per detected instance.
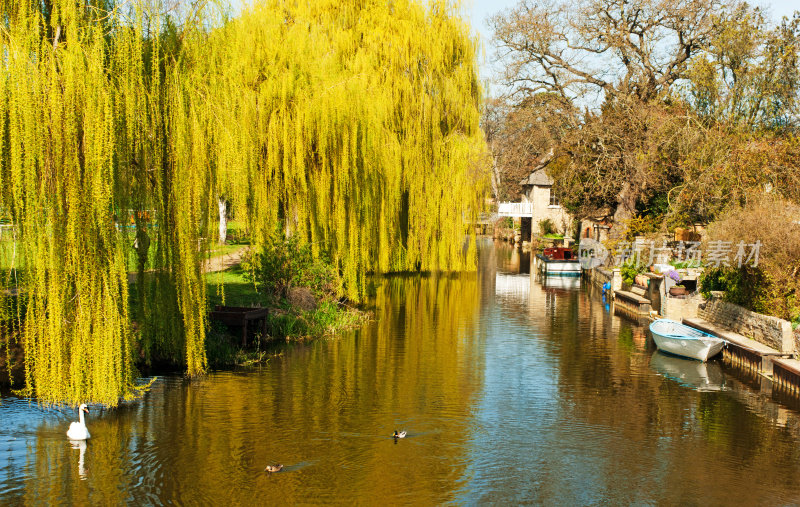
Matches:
[[264, 464, 284, 474], [393, 430, 406, 439], [67, 404, 90, 441]]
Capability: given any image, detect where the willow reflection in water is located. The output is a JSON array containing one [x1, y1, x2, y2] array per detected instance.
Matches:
[[3, 239, 800, 504]]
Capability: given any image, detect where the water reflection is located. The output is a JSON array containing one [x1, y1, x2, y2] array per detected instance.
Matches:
[[650, 352, 727, 392], [3, 240, 800, 503], [541, 275, 581, 291], [494, 273, 530, 300], [69, 440, 87, 480]]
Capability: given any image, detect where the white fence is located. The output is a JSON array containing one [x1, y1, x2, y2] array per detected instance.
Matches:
[[497, 201, 533, 217]]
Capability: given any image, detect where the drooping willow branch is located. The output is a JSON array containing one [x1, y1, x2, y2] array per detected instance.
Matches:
[[0, 0, 490, 406]]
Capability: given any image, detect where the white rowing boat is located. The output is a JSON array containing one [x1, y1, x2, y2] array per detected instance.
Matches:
[[649, 319, 725, 361]]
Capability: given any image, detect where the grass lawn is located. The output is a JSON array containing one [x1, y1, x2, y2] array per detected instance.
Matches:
[[0, 237, 25, 270], [206, 265, 264, 308]]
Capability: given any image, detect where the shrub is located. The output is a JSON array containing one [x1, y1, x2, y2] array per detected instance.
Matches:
[[620, 262, 647, 286], [243, 226, 342, 304], [699, 266, 772, 314], [624, 215, 659, 241], [703, 195, 800, 320], [538, 218, 556, 235], [699, 268, 728, 299]]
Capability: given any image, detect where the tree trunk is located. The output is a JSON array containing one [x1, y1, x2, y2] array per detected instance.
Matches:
[[610, 181, 636, 240], [218, 197, 227, 244], [491, 154, 501, 200]]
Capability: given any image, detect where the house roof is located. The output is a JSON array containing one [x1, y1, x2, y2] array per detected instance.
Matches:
[[520, 168, 553, 187]]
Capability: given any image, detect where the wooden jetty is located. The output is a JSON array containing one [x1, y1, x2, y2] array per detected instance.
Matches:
[[683, 317, 796, 378], [208, 306, 269, 347]]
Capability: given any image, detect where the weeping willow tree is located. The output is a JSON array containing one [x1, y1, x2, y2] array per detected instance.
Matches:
[[0, 0, 489, 406], [0, 1, 216, 405], [194, 0, 489, 300], [0, 1, 140, 406]]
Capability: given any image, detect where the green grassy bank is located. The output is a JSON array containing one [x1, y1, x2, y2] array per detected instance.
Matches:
[[204, 264, 369, 368]]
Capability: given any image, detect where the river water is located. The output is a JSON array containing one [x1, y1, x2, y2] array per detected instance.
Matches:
[[3, 238, 800, 504]]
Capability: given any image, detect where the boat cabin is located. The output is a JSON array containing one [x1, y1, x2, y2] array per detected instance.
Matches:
[[542, 247, 575, 260]]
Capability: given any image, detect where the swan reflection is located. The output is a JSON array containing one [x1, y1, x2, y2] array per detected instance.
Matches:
[[69, 439, 88, 480]]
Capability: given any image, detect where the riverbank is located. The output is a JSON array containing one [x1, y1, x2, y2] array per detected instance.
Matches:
[[582, 264, 800, 393], [203, 262, 369, 368], [0, 251, 370, 389]]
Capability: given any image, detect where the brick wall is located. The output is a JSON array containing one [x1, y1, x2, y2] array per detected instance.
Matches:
[[698, 295, 795, 354]]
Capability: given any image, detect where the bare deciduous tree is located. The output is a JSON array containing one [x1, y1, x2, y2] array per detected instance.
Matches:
[[482, 93, 576, 200], [490, 0, 725, 102]]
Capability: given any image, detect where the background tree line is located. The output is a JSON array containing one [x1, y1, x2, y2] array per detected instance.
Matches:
[[486, 0, 800, 322]]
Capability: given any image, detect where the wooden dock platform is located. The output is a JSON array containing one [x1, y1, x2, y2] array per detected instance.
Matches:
[[683, 317, 794, 377], [208, 306, 269, 347]]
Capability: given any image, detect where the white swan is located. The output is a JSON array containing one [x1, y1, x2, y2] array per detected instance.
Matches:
[[66, 404, 90, 440]]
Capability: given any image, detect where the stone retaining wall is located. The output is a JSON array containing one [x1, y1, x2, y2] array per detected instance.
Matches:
[[585, 267, 622, 292], [795, 329, 800, 356], [664, 293, 703, 321], [698, 295, 795, 354]]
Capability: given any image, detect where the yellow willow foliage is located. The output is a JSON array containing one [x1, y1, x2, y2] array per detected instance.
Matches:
[[0, 1, 209, 405], [0, 2, 135, 405], [192, 0, 490, 300], [0, 0, 488, 405]]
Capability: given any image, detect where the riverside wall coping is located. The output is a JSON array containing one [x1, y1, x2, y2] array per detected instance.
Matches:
[[683, 317, 792, 376], [683, 317, 779, 355], [696, 295, 795, 355]]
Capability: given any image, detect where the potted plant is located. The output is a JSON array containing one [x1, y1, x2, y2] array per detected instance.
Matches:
[[666, 270, 685, 296], [669, 284, 687, 296]]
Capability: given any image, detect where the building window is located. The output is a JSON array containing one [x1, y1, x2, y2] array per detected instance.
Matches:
[[549, 192, 560, 207]]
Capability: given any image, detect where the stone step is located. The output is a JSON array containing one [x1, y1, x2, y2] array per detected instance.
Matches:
[[614, 290, 651, 315]]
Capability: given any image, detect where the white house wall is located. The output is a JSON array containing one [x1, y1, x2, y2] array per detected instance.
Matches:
[[526, 185, 573, 235]]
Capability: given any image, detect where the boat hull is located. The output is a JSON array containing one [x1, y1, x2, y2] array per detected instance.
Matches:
[[649, 319, 725, 362], [535, 255, 581, 277]]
